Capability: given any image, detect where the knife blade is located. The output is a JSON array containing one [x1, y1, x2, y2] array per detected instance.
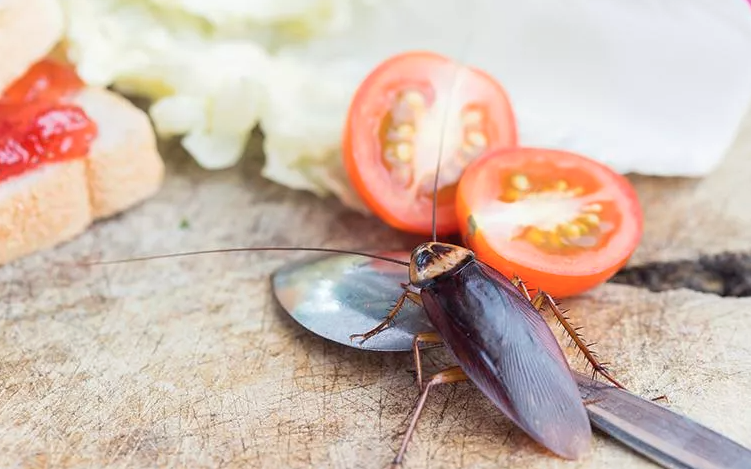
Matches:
[[575, 372, 751, 469]]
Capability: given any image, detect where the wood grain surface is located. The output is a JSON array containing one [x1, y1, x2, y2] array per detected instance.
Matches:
[[1, 127, 751, 468]]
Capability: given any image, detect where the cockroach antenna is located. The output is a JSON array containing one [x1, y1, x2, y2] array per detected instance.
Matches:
[[430, 29, 477, 243], [429, 104, 447, 243], [83, 247, 410, 267]]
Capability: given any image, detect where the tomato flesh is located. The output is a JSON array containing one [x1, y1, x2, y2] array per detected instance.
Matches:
[[344, 51, 517, 235], [0, 59, 96, 183], [457, 148, 642, 298]]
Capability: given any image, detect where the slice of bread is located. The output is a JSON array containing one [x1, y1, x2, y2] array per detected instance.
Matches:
[[0, 0, 165, 265], [0, 161, 92, 264], [72, 88, 165, 219], [0, 88, 165, 265], [0, 0, 64, 92]]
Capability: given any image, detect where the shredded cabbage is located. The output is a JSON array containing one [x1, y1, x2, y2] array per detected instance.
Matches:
[[61, 0, 377, 208]]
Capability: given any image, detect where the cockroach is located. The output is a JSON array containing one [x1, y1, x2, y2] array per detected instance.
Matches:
[[90, 59, 627, 466], [384, 242, 621, 463]]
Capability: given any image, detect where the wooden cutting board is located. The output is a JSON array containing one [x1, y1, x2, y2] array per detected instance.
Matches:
[[1, 119, 751, 468]]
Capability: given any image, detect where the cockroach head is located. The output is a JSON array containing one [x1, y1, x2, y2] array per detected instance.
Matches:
[[409, 242, 474, 287]]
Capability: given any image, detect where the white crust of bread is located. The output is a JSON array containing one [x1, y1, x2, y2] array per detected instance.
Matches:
[[0, 162, 91, 265], [72, 88, 165, 219], [0, 0, 64, 92], [0, 89, 165, 265]]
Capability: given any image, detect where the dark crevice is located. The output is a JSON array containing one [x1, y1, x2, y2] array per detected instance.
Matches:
[[610, 252, 751, 297]]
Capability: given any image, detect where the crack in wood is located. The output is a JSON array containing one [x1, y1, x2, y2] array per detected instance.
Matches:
[[611, 251, 751, 297]]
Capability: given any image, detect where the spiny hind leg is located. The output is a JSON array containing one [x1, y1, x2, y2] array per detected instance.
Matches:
[[537, 291, 625, 389], [411, 331, 443, 390], [392, 366, 468, 468], [510, 275, 625, 389], [510, 275, 533, 300], [349, 285, 422, 344]]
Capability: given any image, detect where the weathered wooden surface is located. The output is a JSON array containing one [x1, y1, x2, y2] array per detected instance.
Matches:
[[629, 107, 751, 266], [2, 131, 751, 468]]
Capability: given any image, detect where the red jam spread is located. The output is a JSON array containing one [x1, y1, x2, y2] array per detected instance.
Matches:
[[0, 59, 97, 183]]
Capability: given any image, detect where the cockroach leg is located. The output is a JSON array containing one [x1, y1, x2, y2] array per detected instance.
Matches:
[[582, 397, 606, 406], [411, 332, 443, 391], [530, 293, 545, 310], [535, 291, 626, 389], [510, 275, 533, 301], [511, 275, 625, 388], [350, 285, 422, 344], [404, 290, 423, 306], [392, 366, 468, 468], [349, 288, 412, 344]]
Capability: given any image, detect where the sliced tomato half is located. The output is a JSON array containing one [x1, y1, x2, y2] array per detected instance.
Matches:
[[457, 148, 642, 298], [343, 51, 517, 236]]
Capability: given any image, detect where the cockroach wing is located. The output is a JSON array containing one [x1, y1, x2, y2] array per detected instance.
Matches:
[[421, 260, 591, 459]]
